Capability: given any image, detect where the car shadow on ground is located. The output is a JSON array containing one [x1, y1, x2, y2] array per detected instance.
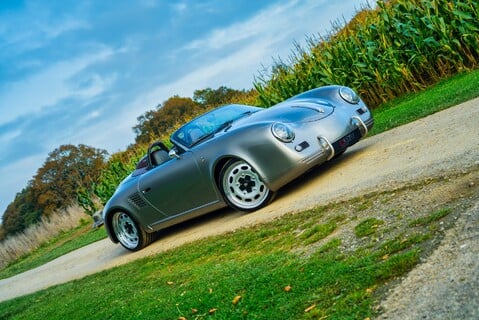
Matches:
[[275, 144, 368, 200]]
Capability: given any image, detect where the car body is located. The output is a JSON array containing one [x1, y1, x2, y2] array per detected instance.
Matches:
[[103, 85, 374, 251]]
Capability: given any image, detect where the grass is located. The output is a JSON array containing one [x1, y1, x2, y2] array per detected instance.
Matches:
[[0, 205, 100, 271], [354, 218, 385, 237], [369, 69, 479, 135], [0, 201, 431, 319], [408, 208, 452, 227]]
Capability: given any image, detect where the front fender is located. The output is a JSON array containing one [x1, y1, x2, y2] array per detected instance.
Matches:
[[205, 123, 302, 191]]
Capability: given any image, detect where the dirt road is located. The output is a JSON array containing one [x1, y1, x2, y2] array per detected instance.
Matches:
[[1, 98, 478, 307]]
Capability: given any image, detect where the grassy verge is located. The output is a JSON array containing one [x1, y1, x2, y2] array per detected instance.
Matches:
[[1, 168, 477, 319], [369, 69, 479, 135]]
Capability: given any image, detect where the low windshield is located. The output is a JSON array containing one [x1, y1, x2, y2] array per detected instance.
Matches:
[[172, 104, 260, 148]]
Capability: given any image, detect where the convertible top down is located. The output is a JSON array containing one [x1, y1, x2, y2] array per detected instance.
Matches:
[[103, 85, 374, 251]]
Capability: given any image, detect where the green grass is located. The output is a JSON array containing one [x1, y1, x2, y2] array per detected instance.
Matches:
[[369, 69, 479, 135], [354, 218, 385, 237], [0, 200, 433, 320], [408, 208, 452, 227], [300, 220, 337, 245]]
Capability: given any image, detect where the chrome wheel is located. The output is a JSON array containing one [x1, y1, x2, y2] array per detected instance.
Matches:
[[111, 211, 140, 250], [221, 159, 272, 211]]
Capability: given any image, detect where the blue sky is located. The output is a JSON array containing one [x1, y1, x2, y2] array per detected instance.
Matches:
[[0, 0, 371, 219]]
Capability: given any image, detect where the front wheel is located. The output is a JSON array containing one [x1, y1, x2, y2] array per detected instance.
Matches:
[[220, 159, 274, 211], [111, 211, 154, 251]]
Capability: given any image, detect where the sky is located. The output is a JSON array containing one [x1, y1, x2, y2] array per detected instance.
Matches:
[[0, 0, 372, 219]]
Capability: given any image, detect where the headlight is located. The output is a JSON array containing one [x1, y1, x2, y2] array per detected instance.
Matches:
[[339, 87, 360, 104], [271, 122, 295, 143]]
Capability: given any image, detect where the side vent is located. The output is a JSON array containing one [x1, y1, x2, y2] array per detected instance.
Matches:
[[128, 192, 147, 209]]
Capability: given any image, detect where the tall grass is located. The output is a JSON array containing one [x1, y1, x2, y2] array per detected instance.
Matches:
[[254, 0, 479, 108], [0, 205, 89, 269]]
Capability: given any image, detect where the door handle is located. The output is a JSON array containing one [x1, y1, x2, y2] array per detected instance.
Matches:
[[142, 187, 151, 194]]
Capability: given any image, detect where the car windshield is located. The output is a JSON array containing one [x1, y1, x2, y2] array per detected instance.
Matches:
[[172, 104, 260, 148]]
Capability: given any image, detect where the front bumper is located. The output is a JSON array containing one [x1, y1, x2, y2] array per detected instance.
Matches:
[[318, 114, 371, 159]]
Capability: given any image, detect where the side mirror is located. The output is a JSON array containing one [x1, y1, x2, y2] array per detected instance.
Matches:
[[169, 149, 181, 159]]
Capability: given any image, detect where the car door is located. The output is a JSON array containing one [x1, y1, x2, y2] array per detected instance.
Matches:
[[137, 150, 218, 219]]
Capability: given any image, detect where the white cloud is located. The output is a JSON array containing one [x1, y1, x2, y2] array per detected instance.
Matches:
[[38, 18, 90, 40], [85, 110, 101, 121], [0, 48, 114, 126], [184, 0, 323, 51], [0, 3, 89, 54], [171, 2, 188, 13], [152, 0, 369, 100], [0, 129, 22, 145]]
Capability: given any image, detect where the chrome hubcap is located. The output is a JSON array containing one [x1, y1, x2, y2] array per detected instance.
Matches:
[[112, 212, 139, 250], [223, 160, 269, 210]]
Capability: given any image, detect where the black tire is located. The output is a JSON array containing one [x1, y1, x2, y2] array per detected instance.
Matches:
[[219, 159, 274, 211], [110, 211, 154, 251]]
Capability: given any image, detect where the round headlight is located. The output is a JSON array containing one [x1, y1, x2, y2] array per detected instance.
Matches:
[[339, 87, 360, 104], [271, 123, 295, 143]]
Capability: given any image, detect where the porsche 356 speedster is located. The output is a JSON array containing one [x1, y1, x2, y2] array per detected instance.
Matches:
[[103, 85, 374, 250]]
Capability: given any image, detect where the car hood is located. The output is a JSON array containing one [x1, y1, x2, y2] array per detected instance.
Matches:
[[236, 100, 334, 126]]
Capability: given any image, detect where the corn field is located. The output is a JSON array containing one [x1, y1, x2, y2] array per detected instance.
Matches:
[[92, 144, 149, 205], [254, 0, 479, 108]]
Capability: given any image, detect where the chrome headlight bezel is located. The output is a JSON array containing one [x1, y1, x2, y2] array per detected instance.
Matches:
[[339, 87, 360, 104], [271, 122, 295, 143]]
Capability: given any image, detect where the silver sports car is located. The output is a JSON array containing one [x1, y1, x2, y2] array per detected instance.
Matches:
[[103, 85, 373, 251]]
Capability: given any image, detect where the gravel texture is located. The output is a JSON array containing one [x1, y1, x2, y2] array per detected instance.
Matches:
[[0, 98, 478, 318], [378, 197, 479, 319]]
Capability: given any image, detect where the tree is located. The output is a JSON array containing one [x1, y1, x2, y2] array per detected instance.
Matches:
[[133, 96, 202, 144], [30, 144, 108, 216], [1, 144, 108, 238], [193, 86, 259, 107], [133, 87, 259, 145], [1, 184, 40, 237]]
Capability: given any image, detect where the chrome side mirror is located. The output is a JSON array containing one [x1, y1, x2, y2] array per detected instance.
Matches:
[[168, 149, 181, 159]]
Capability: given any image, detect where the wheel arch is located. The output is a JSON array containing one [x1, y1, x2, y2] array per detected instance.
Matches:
[[213, 156, 238, 187]]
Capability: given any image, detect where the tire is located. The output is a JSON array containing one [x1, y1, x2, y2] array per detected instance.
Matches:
[[111, 211, 154, 251], [220, 159, 274, 211]]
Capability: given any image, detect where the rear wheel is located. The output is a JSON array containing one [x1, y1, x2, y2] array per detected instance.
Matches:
[[111, 211, 154, 251], [220, 159, 274, 211]]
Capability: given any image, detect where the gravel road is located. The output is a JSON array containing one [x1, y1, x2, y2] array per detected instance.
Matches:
[[1, 98, 478, 318]]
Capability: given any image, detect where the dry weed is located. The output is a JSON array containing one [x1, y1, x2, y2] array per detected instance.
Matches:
[[0, 205, 89, 269]]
